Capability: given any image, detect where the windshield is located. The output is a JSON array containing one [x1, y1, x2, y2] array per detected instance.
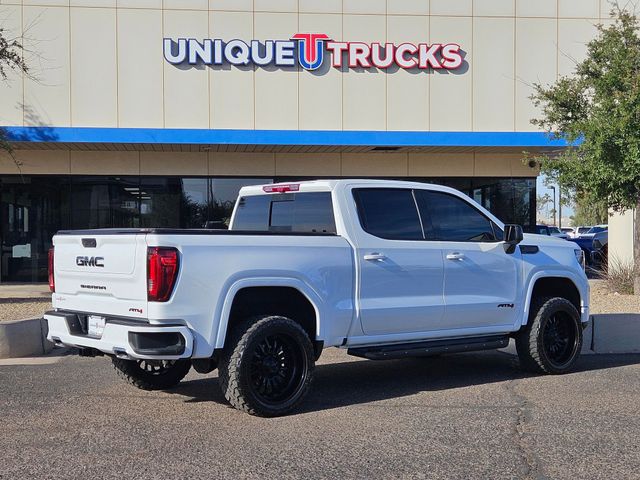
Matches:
[[578, 227, 592, 233], [587, 226, 607, 234], [548, 226, 561, 234]]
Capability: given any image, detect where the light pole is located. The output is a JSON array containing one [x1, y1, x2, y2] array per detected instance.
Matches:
[[549, 185, 556, 226], [558, 185, 562, 229]]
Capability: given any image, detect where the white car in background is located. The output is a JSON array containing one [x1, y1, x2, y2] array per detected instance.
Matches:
[[580, 224, 608, 240], [548, 226, 570, 240], [569, 226, 593, 238]]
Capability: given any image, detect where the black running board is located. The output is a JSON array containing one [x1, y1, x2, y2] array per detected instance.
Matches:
[[347, 335, 509, 360]]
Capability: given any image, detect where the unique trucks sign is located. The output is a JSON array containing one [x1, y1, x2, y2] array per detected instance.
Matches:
[[163, 33, 463, 71]]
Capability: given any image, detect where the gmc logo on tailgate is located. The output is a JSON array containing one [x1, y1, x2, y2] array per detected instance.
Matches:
[[76, 256, 104, 267]]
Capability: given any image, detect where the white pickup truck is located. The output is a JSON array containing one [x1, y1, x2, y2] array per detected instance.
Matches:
[[46, 180, 589, 416]]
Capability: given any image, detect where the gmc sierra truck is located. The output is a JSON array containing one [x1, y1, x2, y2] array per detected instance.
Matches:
[[45, 180, 589, 417]]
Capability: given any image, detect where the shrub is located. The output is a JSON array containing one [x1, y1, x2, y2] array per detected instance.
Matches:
[[604, 256, 635, 295]]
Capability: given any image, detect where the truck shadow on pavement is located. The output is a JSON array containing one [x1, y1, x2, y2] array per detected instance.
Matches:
[[169, 351, 640, 413]]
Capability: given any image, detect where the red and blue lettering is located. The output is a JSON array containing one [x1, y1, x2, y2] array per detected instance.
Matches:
[[291, 33, 331, 71]]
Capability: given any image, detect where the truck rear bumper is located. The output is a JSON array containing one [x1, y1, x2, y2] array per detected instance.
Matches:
[[44, 310, 194, 360]]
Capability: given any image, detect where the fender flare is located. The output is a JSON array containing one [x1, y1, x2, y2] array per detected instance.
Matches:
[[213, 277, 324, 349], [521, 270, 584, 326]]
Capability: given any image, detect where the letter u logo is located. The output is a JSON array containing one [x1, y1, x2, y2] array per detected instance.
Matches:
[[291, 33, 330, 71]]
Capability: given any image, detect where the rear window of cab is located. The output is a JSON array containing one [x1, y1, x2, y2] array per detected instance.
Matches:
[[232, 192, 336, 234]]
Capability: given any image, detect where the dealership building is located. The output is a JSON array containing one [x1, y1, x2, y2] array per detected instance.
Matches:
[[0, 1, 619, 282]]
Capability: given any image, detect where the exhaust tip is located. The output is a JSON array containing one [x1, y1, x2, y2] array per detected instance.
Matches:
[[113, 348, 130, 360]]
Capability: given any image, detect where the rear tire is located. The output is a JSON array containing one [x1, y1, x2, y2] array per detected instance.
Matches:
[[516, 297, 583, 374], [218, 315, 315, 417], [112, 358, 191, 390]]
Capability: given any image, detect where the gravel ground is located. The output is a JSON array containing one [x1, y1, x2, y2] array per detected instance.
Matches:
[[590, 280, 640, 315], [0, 299, 51, 322]]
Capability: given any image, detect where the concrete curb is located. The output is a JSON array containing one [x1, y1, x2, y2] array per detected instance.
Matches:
[[501, 314, 640, 356], [0, 317, 53, 359], [1, 314, 638, 360], [586, 313, 640, 354]]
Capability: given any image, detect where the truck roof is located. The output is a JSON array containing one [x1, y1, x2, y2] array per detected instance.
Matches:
[[238, 179, 467, 197]]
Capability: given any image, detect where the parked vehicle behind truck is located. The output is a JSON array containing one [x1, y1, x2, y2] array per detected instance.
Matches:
[[569, 224, 608, 266], [46, 180, 589, 416]]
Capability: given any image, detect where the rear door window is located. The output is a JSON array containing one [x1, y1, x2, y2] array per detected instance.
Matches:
[[233, 192, 336, 233], [353, 188, 424, 240]]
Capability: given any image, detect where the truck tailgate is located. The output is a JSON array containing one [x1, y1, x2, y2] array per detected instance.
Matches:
[[52, 233, 148, 318]]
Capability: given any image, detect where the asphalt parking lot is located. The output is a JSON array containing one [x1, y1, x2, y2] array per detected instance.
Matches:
[[1, 348, 639, 480]]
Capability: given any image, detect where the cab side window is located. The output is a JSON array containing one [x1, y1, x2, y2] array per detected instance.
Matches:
[[353, 188, 423, 240], [415, 190, 500, 242]]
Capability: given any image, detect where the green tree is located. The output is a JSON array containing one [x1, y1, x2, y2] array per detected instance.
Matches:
[[0, 27, 28, 153], [531, 9, 640, 293], [570, 192, 608, 227]]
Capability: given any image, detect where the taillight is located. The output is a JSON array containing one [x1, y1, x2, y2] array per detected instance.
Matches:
[[48, 247, 55, 293], [147, 247, 179, 302]]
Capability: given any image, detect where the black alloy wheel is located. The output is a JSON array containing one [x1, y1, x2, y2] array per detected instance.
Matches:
[[249, 333, 306, 405], [218, 315, 315, 417], [541, 312, 580, 369], [516, 296, 583, 374], [138, 359, 177, 374], [112, 357, 191, 390]]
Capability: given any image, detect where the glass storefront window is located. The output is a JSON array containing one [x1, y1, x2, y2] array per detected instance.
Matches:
[[277, 176, 536, 228], [1, 176, 70, 282], [209, 178, 273, 228], [70, 176, 140, 229], [139, 177, 184, 228], [1, 174, 534, 282], [470, 178, 515, 227]]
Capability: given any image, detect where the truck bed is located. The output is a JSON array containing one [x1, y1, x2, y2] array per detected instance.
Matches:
[[50, 229, 354, 358]]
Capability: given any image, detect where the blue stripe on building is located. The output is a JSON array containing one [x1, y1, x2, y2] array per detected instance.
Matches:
[[4, 127, 572, 148]]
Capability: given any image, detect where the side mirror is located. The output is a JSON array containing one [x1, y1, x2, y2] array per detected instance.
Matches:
[[504, 224, 524, 245]]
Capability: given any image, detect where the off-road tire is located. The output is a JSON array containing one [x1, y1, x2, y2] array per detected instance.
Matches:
[[111, 358, 191, 390], [218, 315, 315, 417], [516, 296, 583, 374]]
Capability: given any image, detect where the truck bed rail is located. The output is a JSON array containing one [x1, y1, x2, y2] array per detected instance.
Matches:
[[55, 228, 338, 236]]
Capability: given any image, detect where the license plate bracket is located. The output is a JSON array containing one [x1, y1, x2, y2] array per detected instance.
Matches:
[[87, 315, 106, 339]]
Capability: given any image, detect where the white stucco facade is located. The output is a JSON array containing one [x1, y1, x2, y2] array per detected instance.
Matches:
[[0, 0, 624, 133]]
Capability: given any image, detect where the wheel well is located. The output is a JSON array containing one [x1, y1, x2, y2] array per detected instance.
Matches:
[[227, 286, 317, 345], [529, 277, 581, 313]]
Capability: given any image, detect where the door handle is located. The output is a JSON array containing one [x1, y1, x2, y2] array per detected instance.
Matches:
[[446, 252, 465, 261], [364, 253, 386, 262]]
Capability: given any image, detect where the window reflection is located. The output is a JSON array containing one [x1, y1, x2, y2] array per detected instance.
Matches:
[[210, 178, 271, 228], [70, 176, 139, 229]]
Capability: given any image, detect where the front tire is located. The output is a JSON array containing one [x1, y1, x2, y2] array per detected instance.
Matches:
[[111, 358, 191, 390], [516, 297, 583, 374], [218, 315, 315, 417]]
